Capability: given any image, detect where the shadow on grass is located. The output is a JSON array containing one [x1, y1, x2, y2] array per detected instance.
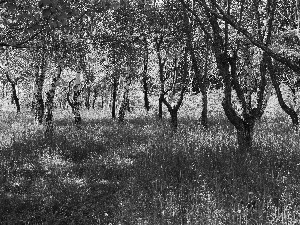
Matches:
[[1, 110, 300, 224], [0, 129, 133, 224]]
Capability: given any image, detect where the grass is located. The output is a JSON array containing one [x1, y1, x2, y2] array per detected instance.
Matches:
[[1, 94, 300, 224]]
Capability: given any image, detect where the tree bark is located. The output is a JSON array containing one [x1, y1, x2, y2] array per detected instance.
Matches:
[[11, 82, 20, 113], [118, 74, 131, 123], [237, 120, 255, 153], [84, 86, 91, 110], [92, 88, 98, 109], [142, 76, 150, 112], [155, 35, 167, 120], [112, 77, 118, 119], [67, 74, 83, 127], [169, 109, 178, 131], [158, 93, 163, 119], [44, 64, 62, 135], [267, 56, 299, 127], [142, 37, 150, 112], [161, 89, 185, 132], [184, 12, 209, 128], [72, 85, 82, 125], [34, 56, 46, 124], [4, 57, 20, 113], [200, 88, 208, 128]]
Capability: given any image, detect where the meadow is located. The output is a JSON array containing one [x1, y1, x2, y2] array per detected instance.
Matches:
[[1, 92, 300, 224]]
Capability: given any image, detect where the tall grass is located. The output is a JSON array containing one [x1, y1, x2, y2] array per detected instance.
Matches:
[[0, 97, 300, 224]]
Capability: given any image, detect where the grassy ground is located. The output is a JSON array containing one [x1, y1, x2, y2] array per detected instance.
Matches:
[[1, 94, 300, 224]]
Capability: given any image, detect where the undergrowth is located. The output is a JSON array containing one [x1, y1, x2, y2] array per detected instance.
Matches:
[[0, 106, 300, 224]]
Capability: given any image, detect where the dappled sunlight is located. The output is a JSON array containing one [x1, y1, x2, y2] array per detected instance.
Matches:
[[1, 99, 300, 224]]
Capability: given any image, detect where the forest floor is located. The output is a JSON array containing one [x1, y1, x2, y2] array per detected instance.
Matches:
[[1, 93, 300, 224]]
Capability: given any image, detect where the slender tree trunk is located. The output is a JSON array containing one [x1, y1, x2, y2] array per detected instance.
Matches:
[[142, 37, 150, 112], [267, 56, 299, 127], [34, 57, 46, 125], [118, 75, 131, 123], [44, 64, 62, 135], [85, 87, 91, 110], [92, 89, 98, 109], [158, 94, 163, 119], [200, 89, 208, 128], [5, 67, 20, 113], [72, 85, 82, 125], [112, 77, 118, 119], [155, 35, 166, 120], [200, 47, 209, 128], [185, 14, 209, 128], [11, 83, 20, 113], [142, 76, 150, 112]]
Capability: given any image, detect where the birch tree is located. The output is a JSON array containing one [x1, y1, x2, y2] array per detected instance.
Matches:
[[44, 62, 62, 135]]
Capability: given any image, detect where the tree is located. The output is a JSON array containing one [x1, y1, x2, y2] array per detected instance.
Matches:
[[160, 46, 189, 131], [178, 0, 276, 154], [0, 48, 31, 113], [67, 71, 84, 126]]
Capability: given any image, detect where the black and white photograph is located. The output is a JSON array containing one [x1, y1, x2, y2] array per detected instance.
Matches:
[[0, 0, 300, 224]]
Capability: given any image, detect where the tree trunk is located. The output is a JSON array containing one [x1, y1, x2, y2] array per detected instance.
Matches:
[[92, 89, 98, 109], [101, 95, 104, 108], [44, 65, 62, 135], [11, 83, 20, 113], [67, 74, 82, 127], [142, 76, 150, 112], [236, 123, 254, 155], [5, 67, 20, 113], [169, 109, 178, 131], [200, 48, 209, 128], [158, 94, 163, 119], [118, 75, 131, 123], [85, 87, 91, 110], [267, 56, 299, 128], [112, 77, 118, 119], [200, 89, 208, 128], [155, 35, 166, 120], [72, 85, 82, 126], [34, 59, 46, 125], [142, 37, 150, 112], [118, 101, 126, 123]]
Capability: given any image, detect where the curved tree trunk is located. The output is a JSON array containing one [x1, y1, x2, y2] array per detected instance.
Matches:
[[185, 15, 209, 128], [5, 65, 20, 113], [267, 56, 299, 128]]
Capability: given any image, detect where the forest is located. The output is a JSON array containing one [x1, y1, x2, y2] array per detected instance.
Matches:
[[1, 0, 300, 224]]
